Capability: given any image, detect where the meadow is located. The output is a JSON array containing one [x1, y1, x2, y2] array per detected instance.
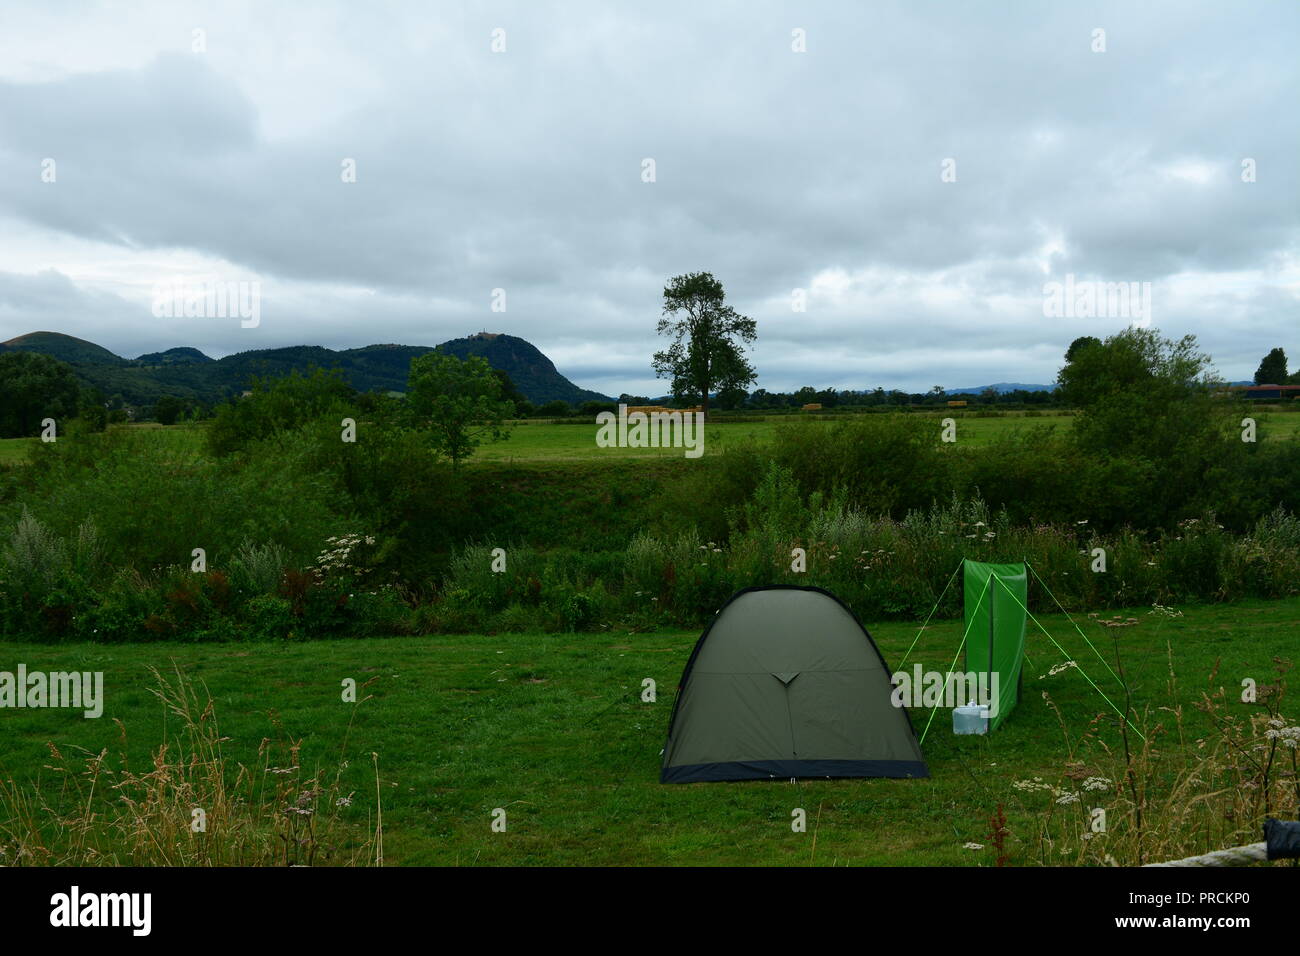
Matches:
[[1, 598, 1293, 866], [2, 386, 1298, 867], [2, 406, 1297, 466]]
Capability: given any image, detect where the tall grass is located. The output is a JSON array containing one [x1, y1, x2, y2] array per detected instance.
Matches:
[[1000, 636, 1297, 866], [0, 666, 377, 866]]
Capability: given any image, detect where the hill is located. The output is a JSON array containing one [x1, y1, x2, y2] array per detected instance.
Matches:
[[434, 333, 610, 405], [1, 331, 127, 366], [0, 331, 612, 406], [135, 347, 214, 365], [947, 382, 1056, 394]]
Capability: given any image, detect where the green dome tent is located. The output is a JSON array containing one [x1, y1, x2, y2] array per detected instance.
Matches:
[[660, 586, 928, 784]]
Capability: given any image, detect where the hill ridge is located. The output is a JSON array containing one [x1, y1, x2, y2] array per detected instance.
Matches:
[[0, 330, 612, 405]]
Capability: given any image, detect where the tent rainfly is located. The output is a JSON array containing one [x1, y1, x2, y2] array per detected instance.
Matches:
[[660, 586, 928, 783], [961, 560, 1028, 731]]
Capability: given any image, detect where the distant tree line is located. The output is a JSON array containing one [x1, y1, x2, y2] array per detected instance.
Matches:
[[4, 331, 1297, 441]]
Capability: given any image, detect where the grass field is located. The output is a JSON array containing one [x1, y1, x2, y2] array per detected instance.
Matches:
[[475, 412, 1080, 460], [1, 597, 1290, 865], [463, 408, 1300, 461], [0, 422, 205, 465], [4, 408, 1295, 466]]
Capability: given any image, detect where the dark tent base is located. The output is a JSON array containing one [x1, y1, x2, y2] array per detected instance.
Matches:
[[662, 758, 929, 784]]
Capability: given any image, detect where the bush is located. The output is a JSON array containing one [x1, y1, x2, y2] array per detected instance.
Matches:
[[206, 368, 357, 457]]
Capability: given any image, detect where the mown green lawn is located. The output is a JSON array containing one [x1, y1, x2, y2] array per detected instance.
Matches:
[[0, 597, 1289, 865]]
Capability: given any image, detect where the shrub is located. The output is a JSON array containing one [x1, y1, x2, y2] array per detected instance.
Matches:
[[230, 541, 289, 596]]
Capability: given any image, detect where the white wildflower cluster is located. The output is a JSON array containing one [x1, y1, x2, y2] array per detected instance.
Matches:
[[1042, 660, 1079, 679], [855, 547, 893, 571], [1148, 603, 1183, 619], [1081, 776, 1112, 792], [310, 533, 377, 581], [962, 842, 984, 850], [1264, 719, 1300, 750], [1086, 613, 1138, 628], [1012, 776, 1087, 806]]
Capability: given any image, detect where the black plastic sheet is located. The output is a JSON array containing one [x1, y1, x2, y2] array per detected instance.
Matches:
[[1264, 817, 1300, 860]]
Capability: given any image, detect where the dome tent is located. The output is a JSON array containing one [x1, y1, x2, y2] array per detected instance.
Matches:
[[660, 586, 928, 784]]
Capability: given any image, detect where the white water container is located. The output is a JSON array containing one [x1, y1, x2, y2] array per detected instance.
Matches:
[[952, 703, 989, 735]]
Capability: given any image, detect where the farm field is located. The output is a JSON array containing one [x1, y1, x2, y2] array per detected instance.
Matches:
[[1, 597, 1289, 866], [3, 409, 1297, 466], [0, 422, 206, 465]]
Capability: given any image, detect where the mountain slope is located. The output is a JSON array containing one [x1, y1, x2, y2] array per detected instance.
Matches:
[[0, 331, 611, 405], [434, 333, 609, 405], [1, 331, 127, 366], [135, 347, 214, 365], [947, 382, 1056, 394]]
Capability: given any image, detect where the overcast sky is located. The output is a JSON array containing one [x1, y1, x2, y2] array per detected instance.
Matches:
[[0, 1, 1296, 395]]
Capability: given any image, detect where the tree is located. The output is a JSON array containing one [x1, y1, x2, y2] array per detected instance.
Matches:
[[716, 385, 749, 410], [154, 394, 185, 426], [491, 368, 529, 416], [79, 388, 108, 432], [0, 352, 82, 438], [205, 367, 356, 456], [1254, 347, 1288, 385], [1064, 336, 1103, 364], [652, 272, 757, 420], [406, 353, 513, 467], [1057, 327, 1223, 459]]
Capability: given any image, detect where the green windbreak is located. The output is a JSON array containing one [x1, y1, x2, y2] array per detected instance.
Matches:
[[963, 560, 1027, 731]]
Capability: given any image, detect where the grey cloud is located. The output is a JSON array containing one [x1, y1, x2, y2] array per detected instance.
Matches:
[[0, 0, 1296, 391]]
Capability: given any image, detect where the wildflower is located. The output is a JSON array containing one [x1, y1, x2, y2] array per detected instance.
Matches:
[[1044, 660, 1078, 677], [963, 842, 984, 850]]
